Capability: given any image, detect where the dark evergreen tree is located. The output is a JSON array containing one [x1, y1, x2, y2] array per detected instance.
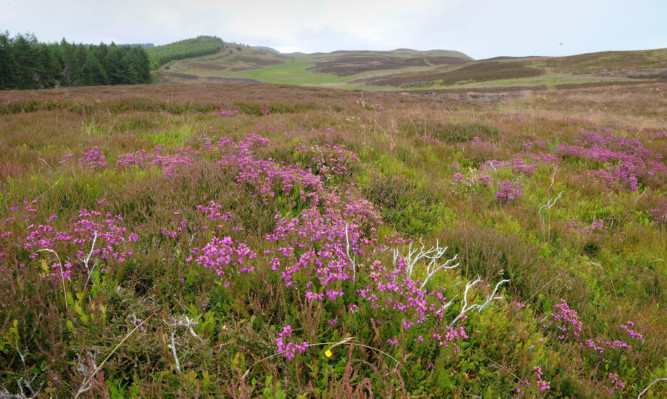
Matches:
[[38, 44, 62, 87], [81, 50, 108, 86], [1, 32, 151, 89], [59, 39, 82, 86], [105, 43, 125, 85], [13, 34, 41, 89], [0, 32, 18, 89]]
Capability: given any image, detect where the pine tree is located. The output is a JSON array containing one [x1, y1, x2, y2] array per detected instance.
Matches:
[[0, 32, 18, 89], [82, 50, 108, 86], [13, 34, 41, 89], [38, 44, 62, 88], [59, 39, 81, 86]]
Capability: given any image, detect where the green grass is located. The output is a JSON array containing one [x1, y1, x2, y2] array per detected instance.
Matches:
[[232, 57, 349, 85]]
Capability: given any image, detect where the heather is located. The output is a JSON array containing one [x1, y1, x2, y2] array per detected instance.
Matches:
[[0, 81, 665, 398]]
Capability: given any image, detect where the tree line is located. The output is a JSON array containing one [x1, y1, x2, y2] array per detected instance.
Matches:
[[0, 32, 151, 90], [146, 36, 222, 70]]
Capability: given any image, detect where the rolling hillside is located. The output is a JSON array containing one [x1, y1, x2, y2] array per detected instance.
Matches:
[[151, 38, 666, 92], [154, 42, 474, 87]]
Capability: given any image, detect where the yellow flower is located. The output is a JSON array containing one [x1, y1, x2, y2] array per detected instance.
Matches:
[[325, 349, 333, 358]]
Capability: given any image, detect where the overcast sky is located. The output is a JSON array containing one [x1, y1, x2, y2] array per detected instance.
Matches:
[[2, 0, 665, 59]]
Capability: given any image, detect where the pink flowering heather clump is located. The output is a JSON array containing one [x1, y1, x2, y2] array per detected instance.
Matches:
[[510, 157, 536, 175], [215, 134, 324, 209], [543, 299, 582, 340], [648, 203, 667, 225], [275, 325, 309, 360], [197, 201, 236, 230], [80, 146, 107, 170], [513, 366, 551, 397], [569, 217, 606, 234], [608, 373, 625, 391], [292, 141, 360, 180], [495, 180, 524, 202], [116, 149, 149, 168], [187, 236, 256, 286], [161, 211, 189, 239], [620, 321, 643, 341], [432, 326, 468, 350], [557, 129, 665, 191], [264, 191, 381, 290], [475, 174, 492, 187], [23, 207, 136, 284], [219, 109, 239, 116], [116, 146, 192, 177], [534, 366, 551, 392], [585, 338, 631, 357], [244, 133, 470, 355], [148, 146, 192, 178]]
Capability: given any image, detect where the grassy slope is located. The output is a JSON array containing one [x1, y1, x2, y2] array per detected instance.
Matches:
[[0, 81, 665, 398], [160, 45, 474, 88], [533, 48, 667, 73], [158, 45, 666, 90], [146, 36, 223, 70]]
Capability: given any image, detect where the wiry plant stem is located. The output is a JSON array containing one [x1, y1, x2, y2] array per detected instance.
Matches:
[[36, 249, 68, 310], [83, 231, 98, 287], [73, 309, 158, 399]]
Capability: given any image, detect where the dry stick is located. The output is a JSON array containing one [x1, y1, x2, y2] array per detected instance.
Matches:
[[169, 331, 181, 374], [344, 224, 356, 282], [82, 232, 99, 288], [637, 378, 666, 399], [73, 309, 159, 399]]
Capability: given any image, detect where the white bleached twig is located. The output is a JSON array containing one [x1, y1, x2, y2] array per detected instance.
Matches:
[[451, 277, 510, 326], [345, 224, 356, 281], [538, 191, 563, 231], [393, 239, 459, 288], [638, 378, 667, 399], [165, 315, 202, 374], [83, 231, 99, 287]]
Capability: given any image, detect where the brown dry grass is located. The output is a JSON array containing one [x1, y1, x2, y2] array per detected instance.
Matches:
[[364, 61, 544, 87]]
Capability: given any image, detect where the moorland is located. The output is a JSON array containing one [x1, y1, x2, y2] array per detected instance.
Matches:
[[0, 37, 665, 398]]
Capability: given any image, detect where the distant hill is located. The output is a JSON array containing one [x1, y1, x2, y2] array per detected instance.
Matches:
[[148, 37, 665, 90], [146, 36, 223, 70], [250, 46, 281, 55], [534, 49, 667, 80], [360, 48, 666, 90], [156, 44, 474, 86], [304, 49, 472, 76]]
